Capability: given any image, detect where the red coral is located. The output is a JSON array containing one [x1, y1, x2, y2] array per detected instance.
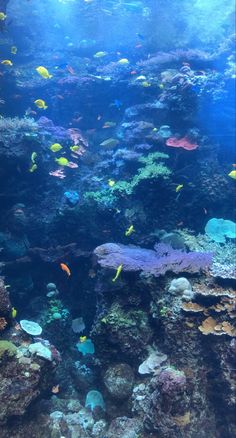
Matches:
[[166, 136, 198, 150]]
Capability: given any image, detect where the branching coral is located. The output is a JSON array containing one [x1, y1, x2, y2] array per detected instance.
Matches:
[[111, 152, 171, 196], [0, 117, 38, 144]]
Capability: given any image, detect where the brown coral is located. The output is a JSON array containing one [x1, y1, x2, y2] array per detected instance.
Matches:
[[181, 302, 206, 313], [198, 317, 236, 336]]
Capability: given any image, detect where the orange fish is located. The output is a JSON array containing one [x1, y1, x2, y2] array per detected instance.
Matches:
[[130, 70, 137, 75], [51, 385, 60, 394], [60, 263, 71, 276], [232, 164, 236, 168]]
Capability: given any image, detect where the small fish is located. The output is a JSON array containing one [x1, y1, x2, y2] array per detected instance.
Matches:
[[136, 32, 145, 40], [152, 128, 158, 132], [51, 385, 60, 394], [67, 161, 78, 168], [50, 143, 63, 152], [232, 164, 236, 168], [141, 81, 151, 87], [70, 145, 80, 152], [60, 262, 71, 276], [130, 70, 137, 75], [0, 12, 7, 20], [79, 336, 87, 343], [55, 157, 69, 166], [49, 169, 66, 179], [1, 60, 13, 66], [203, 208, 208, 215], [176, 184, 184, 193], [102, 121, 116, 128], [11, 307, 17, 318], [11, 46, 17, 55], [125, 225, 135, 236], [34, 99, 47, 109], [159, 83, 165, 89], [29, 163, 37, 173], [88, 269, 96, 278], [117, 58, 129, 65], [100, 138, 119, 148], [111, 99, 122, 109], [108, 179, 115, 187], [228, 170, 236, 179], [93, 51, 108, 58], [31, 152, 37, 163], [112, 264, 123, 282], [67, 65, 75, 75], [36, 66, 53, 79]]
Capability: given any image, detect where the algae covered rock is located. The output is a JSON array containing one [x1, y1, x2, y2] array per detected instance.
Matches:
[[104, 363, 134, 400]]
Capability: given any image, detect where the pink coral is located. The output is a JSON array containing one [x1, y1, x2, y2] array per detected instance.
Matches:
[[166, 136, 198, 150]]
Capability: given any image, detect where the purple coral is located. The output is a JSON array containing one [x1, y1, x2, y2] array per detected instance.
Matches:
[[94, 242, 213, 276], [157, 367, 187, 395]]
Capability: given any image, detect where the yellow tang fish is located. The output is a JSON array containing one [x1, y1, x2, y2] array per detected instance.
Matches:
[[0, 12, 7, 20], [79, 336, 87, 343], [108, 179, 115, 187], [93, 51, 108, 58], [55, 157, 69, 166], [34, 99, 47, 109], [1, 60, 13, 66], [11, 46, 17, 55], [31, 152, 37, 163], [70, 145, 80, 152], [36, 66, 53, 79], [117, 58, 129, 65], [228, 170, 236, 180], [125, 225, 135, 236], [11, 307, 17, 318], [29, 163, 37, 173], [112, 264, 123, 282], [50, 143, 63, 152], [176, 184, 184, 193]]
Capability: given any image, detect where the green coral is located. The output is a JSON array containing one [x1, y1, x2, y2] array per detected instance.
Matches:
[[112, 151, 171, 195], [45, 299, 69, 324], [83, 189, 116, 208], [101, 302, 148, 329], [0, 340, 17, 358]]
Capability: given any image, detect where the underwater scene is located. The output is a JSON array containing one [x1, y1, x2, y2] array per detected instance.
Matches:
[[0, 0, 235, 437]]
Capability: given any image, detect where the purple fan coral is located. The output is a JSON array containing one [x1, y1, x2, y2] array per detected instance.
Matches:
[[94, 243, 213, 276]]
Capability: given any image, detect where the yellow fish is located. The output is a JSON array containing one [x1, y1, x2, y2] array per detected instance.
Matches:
[[11, 46, 17, 55], [11, 307, 17, 318], [108, 179, 115, 187], [176, 184, 184, 193], [70, 145, 80, 152], [1, 60, 13, 66], [31, 152, 37, 163], [0, 12, 7, 20], [159, 83, 165, 89], [29, 163, 37, 173], [93, 51, 108, 58], [141, 81, 151, 87], [55, 157, 69, 166], [50, 143, 63, 152], [117, 58, 129, 65], [36, 66, 53, 79], [152, 128, 158, 132], [125, 225, 135, 236], [79, 336, 87, 343], [228, 170, 236, 180], [34, 99, 47, 109], [112, 264, 123, 282]]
